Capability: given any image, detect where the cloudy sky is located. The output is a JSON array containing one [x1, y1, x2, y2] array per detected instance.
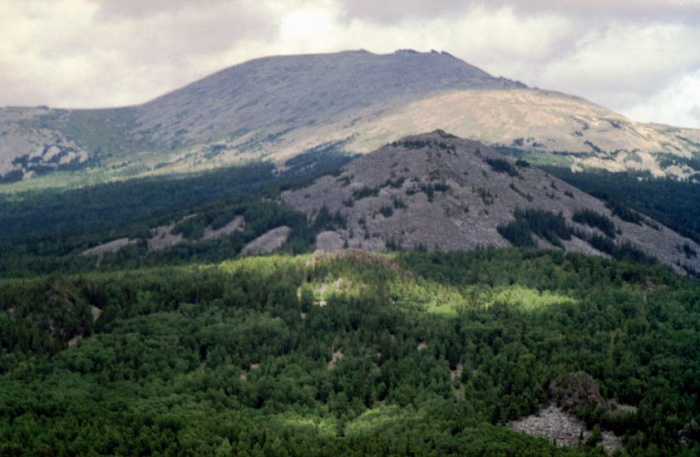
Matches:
[[1, 0, 699, 128]]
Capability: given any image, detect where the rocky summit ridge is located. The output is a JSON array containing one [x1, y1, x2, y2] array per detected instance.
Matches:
[[282, 131, 700, 274], [1, 50, 698, 187]]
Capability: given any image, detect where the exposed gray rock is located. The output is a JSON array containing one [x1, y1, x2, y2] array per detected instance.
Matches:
[[201, 215, 245, 241], [283, 131, 700, 274], [315, 230, 344, 252], [82, 238, 136, 256], [241, 226, 291, 256], [510, 405, 587, 448], [510, 405, 623, 454]]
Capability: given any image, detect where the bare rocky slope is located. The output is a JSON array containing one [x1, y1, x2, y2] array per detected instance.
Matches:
[[282, 131, 700, 274], [1, 50, 698, 186]]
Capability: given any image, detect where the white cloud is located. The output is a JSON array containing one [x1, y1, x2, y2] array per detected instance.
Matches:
[[531, 23, 700, 123], [271, 2, 342, 54], [538, 24, 698, 90], [0, 0, 277, 107], [624, 70, 700, 128], [338, 0, 700, 25], [437, 7, 575, 76]]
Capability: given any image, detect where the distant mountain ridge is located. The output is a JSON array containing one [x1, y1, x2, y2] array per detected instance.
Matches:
[[135, 49, 524, 139], [0, 49, 698, 187]]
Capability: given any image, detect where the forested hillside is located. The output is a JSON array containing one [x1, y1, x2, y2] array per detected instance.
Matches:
[[0, 146, 355, 245], [542, 167, 700, 245], [1, 249, 698, 455]]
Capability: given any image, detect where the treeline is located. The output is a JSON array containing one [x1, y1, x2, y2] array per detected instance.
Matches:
[[544, 167, 700, 244], [0, 162, 276, 245], [0, 147, 360, 280], [0, 249, 698, 455], [492, 147, 700, 243], [497, 208, 656, 266], [0, 196, 322, 278], [0, 149, 355, 246]]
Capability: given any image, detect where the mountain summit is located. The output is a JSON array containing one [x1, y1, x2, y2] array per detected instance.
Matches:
[[1, 50, 698, 185], [137, 49, 524, 136]]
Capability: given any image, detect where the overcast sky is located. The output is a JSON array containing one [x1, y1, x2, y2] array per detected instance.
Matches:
[[1, 0, 699, 128]]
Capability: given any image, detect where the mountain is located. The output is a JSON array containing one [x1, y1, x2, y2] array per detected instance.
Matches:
[[282, 131, 700, 275], [1, 52, 699, 457], [1, 50, 699, 188]]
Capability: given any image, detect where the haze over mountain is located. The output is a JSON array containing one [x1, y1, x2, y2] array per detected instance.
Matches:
[[1, 50, 699, 187]]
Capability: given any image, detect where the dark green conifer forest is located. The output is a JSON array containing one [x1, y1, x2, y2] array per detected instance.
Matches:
[[1, 248, 699, 455]]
